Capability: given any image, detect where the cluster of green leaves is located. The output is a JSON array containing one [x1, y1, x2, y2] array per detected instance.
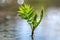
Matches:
[[18, 4, 44, 30]]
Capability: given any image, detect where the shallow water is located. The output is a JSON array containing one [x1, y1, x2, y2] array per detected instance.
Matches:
[[0, 7, 60, 40], [0, 0, 60, 40]]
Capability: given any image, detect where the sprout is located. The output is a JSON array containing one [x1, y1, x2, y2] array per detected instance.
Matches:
[[18, 4, 44, 40]]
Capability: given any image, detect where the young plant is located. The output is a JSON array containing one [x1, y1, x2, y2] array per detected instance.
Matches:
[[18, 4, 44, 40]]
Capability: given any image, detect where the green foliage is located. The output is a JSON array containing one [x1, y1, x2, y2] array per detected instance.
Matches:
[[18, 4, 34, 19], [18, 4, 44, 30]]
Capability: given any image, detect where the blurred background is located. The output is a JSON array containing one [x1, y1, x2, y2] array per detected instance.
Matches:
[[0, 0, 60, 40]]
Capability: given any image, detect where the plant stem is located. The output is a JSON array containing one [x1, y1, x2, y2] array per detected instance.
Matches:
[[31, 27, 34, 40], [32, 31, 34, 40]]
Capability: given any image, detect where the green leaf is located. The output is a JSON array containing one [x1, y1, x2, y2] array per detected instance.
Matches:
[[37, 7, 44, 27], [34, 14, 38, 21], [28, 10, 34, 19]]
